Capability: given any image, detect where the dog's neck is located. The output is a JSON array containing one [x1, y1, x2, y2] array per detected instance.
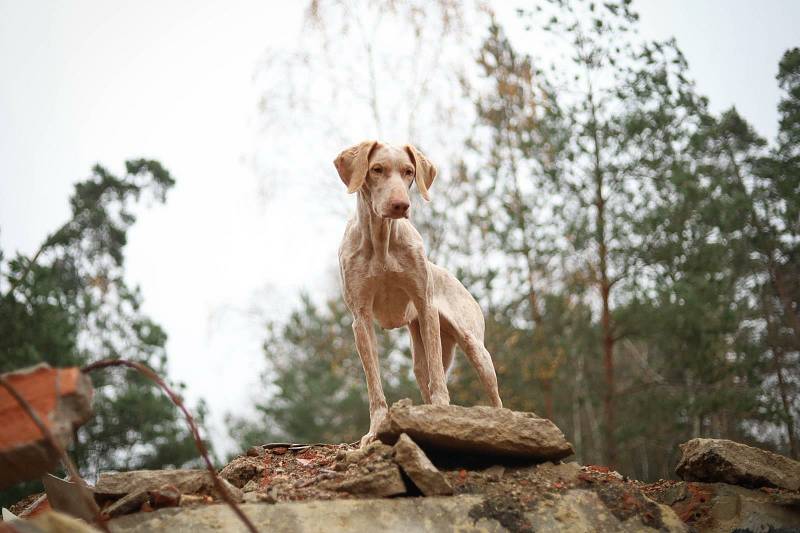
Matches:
[[356, 189, 396, 259]]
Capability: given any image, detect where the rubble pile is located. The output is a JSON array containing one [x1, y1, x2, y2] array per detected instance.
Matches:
[[3, 399, 799, 532], [645, 437, 800, 533]]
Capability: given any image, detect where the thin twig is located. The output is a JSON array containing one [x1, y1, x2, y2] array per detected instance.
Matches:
[[81, 359, 259, 533], [0, 375, 110, 533]]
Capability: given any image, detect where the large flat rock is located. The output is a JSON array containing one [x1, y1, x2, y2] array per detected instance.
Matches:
[[675, 438, 800, 491], [376, 400, 573, 461]]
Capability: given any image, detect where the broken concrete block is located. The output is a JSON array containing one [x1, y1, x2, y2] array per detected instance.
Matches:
[[0, 364, 94, 489], [41, 474, 96, 522], [376, 399, 573, 461], [325, 462, 406, 497], [94, 469, 242, 502], [649, 481, 800, 532], [675, 438, 800, 491], [392, 433, 453, 496]]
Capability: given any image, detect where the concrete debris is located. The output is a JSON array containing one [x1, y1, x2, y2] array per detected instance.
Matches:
[[104, 490, 149, 518], [95, 469, 242, 502], [0, 364, 94, 489], [324, 462, 406, 497], [676, 438, 800, 491], [149, 484, 181, 509], [647, 480, 800, 533], [41, 474, 96, 522], [12, 391, 796, 533], [219, 457, 265, 489], [376, 398, 574, 461], [392, 433, 453, 496]]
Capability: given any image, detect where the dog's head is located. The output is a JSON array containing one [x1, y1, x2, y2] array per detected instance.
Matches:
[[333, 141, 437, 219]]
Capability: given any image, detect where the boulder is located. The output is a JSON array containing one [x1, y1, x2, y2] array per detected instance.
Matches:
[[392, 434, 453, 496], [376, 399, 573, 461], [675, 438, 800, 491]]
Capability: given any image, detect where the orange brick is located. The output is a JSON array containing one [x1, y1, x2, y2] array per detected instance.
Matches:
[[0, 364, 93, 489]]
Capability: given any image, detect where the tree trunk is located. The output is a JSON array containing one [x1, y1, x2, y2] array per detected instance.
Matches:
[[764, 291, 799, 458], [589, 90, 616, 467]]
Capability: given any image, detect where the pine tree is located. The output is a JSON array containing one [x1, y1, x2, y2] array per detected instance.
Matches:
[[0, 161, 209, 506]]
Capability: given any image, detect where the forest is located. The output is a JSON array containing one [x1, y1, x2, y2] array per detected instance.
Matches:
[[1, 1, 798, 508]]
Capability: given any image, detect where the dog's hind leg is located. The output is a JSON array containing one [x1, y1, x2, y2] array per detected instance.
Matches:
[[458, 332, 502, 408], [441, 332, 457, 377]]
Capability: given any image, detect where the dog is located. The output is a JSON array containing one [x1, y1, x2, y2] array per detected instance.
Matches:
[[334, 141, 502, 447]]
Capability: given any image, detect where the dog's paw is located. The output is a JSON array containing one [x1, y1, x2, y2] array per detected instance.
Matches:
[[360, 407, 388, 448]]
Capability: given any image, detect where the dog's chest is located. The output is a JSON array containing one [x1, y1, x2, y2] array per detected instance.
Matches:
[[372, 280, 414, 329], [361, 260, 416, 329]]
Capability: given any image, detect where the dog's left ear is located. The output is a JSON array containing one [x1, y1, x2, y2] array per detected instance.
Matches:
[[404, 145, 437, 202], [334, 140, 378, 194]]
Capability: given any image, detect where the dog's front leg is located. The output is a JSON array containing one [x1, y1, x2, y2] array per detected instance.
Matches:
[[416, 300, 450, 405], [352, 311, 388, 447]]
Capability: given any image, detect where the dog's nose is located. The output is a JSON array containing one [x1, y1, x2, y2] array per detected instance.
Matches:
[[390, 200, 410, 216]]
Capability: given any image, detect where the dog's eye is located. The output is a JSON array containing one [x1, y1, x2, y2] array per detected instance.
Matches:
[[371, 166, 383, 174], [404, 169, 414, 177]]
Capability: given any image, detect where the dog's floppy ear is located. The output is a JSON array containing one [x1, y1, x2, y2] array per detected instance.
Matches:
[[404, 145, 437, 202], [334, 140, 378, 194]]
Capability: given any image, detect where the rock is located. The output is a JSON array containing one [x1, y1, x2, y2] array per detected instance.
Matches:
[[522, 488, 688, 532], [324, 462, 406, 497], [675, 438, 800, 490], [376, 399, 573, 461], [41, 474, 97, 522], [345, 440, 391, 464], [0, 364, 94, 489], [95, 469, 242, 502], [219, 456, 265, 489], [104, 490, 150, 518], [392, 433, 453, 496], [245, 446, 263, 457], [484, 465, 505, 482], [241, 480, 259, 493], [150, 484, 181, 509], [648, 481, 800, 533]]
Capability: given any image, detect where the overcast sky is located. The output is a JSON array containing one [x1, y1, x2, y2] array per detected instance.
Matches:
[[1, 0, 798, 457]]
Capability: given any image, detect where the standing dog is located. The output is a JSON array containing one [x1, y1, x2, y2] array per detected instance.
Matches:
[[334, 141, 502, 447]]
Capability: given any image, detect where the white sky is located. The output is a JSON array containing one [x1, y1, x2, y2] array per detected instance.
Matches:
[[1, 0, 798, 458]]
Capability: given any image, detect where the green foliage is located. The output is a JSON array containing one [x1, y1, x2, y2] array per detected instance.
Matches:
[[0, 161, 208, 507]]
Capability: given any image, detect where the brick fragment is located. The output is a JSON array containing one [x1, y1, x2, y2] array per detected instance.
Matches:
[[0, 364, 94, 489]]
